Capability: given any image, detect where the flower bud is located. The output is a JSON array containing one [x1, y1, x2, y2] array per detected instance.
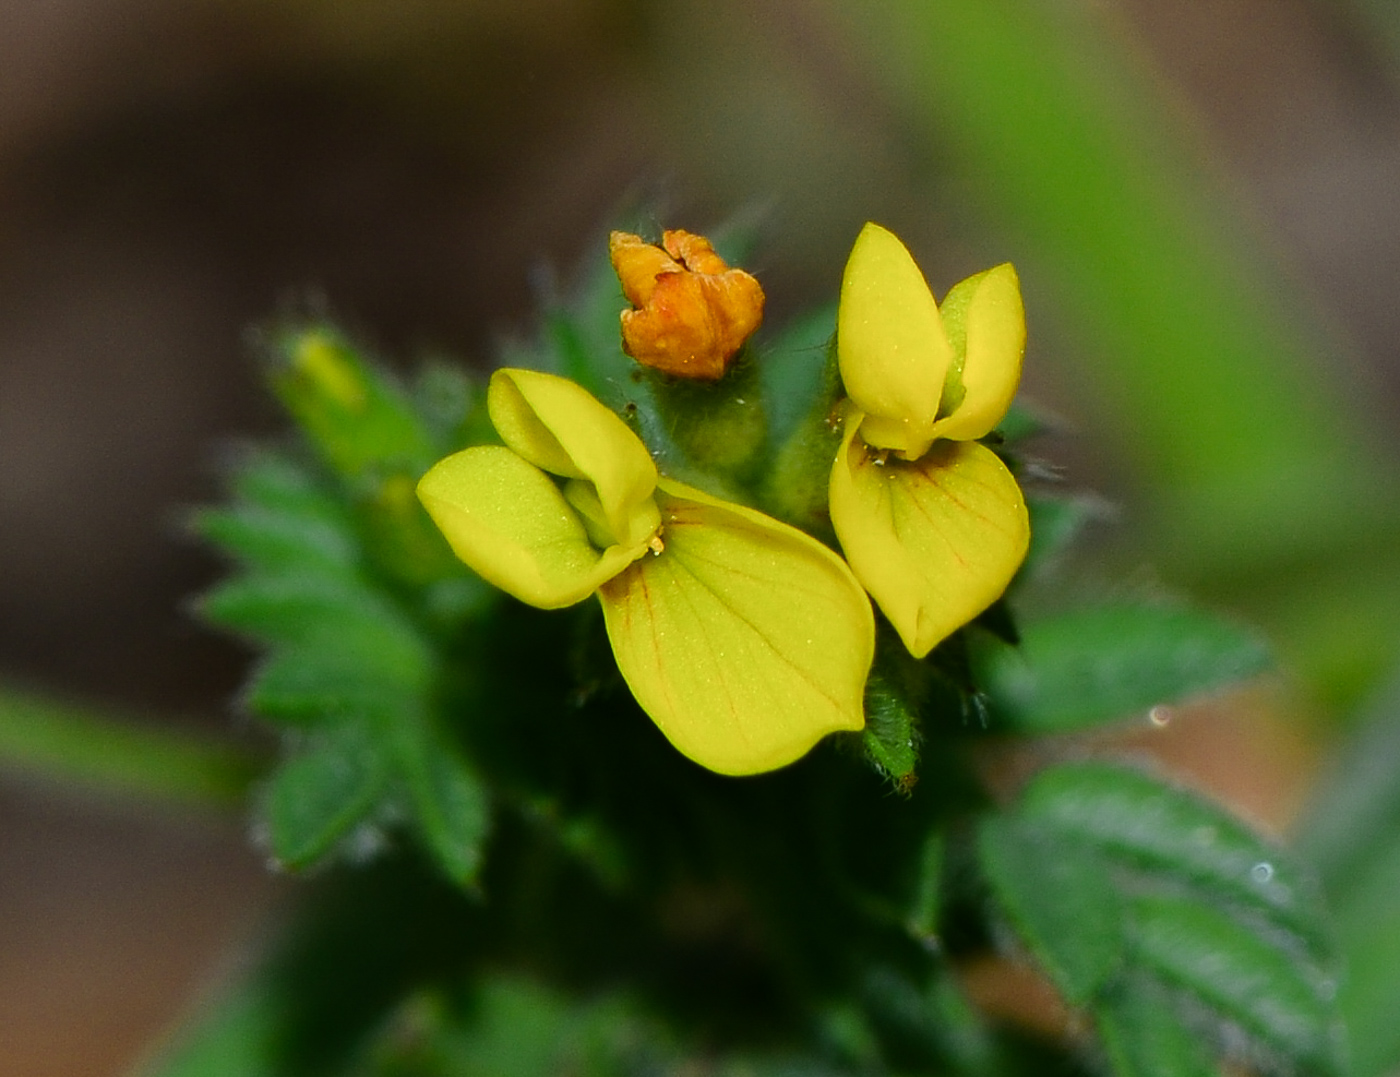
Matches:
[[609, 229, 764, 380]]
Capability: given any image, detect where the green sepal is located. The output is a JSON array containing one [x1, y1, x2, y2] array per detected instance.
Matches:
[[761, 333, 844, 536], [640, 347, 768, 484], [860, 666, 921, 787], [760, 304, 836, 446]]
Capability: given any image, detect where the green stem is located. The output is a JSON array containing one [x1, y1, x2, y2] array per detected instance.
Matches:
[[0, 684, 262, 809]]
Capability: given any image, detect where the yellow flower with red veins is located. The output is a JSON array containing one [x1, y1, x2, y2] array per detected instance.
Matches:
[[418, 368, 873, 776], [610, 230, 765, 380], [829, 222, 1030, 658]]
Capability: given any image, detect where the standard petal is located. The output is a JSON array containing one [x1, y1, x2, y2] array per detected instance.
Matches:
[[930, 263, 1025, 442], [837, 222, 951, 456], [418, 445, 645, 608], [487, 369, 659, 548], [598, 478, 873, 776], [830, 419, 1029, 658]]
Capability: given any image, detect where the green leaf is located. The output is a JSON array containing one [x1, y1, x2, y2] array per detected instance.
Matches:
[[1127, 893, 1342, 1074], [984, 763, 1342, 1074], [269, 326, 436, 479], [245, 647, 421, 727], [1018, 763, 1326, 949], [0, 684, 258, 808], [1297, 671, 1400, 895], [978, 814, 1122, 1005], [1095, 973, 1217, 1077], [394, 722, 490, 887], [225, 447, 343, 515], [976, 603, 1271, 733], [264, 724, 390, 869], [137, 979, 284, 1077], [193, 504, 360, 577], [1295, 672, 1400, 1077], [201, 574, 431, 686], [1325, 840, 1400, 1077]]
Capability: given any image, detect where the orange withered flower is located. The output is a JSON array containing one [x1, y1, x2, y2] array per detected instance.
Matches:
[[609, 229, 765, 380]]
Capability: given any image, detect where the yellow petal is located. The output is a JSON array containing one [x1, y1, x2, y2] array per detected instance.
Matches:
[[598, 478, 873, 776], [930, 264, 1025, 442], [837, 222, 951, 457], [487, 369, 658, 548], [830, 413, 1029, 658], [418, 445, 646, 608]]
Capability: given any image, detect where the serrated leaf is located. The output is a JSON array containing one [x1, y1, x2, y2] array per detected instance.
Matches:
[[1018, 763, 1326, 949], [978, 814, 1123, 1005], [1127, 893, 1342, 1074], [1095, 973, 1217, 1077], [226, 448, 342, 515], [201, 574, 431, 686], [264, 725, 390, 869], [246, 647, 420, 727], [270, 327, 436, 478], [394, 722, 490, 887], [193, 504, 360, 577], [977, 604, 1271, 733]]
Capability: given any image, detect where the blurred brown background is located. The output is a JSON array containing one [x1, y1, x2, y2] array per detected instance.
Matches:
[[2, 1, 1399, 1073]]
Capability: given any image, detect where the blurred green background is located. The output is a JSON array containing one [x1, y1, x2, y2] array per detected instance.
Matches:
[[2, 1, 1400, 1073]]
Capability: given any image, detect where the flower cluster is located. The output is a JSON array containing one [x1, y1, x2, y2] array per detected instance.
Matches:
[[417, 224, 1028, 775]]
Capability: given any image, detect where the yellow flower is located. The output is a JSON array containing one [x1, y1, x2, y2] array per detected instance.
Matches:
[[418, 368, 873, 775], [829, 223, 1030, 659], [609, 230, 765, 380]]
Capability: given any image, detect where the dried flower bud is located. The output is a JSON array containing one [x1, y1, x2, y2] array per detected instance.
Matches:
[[609, 229, 765, 380]]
